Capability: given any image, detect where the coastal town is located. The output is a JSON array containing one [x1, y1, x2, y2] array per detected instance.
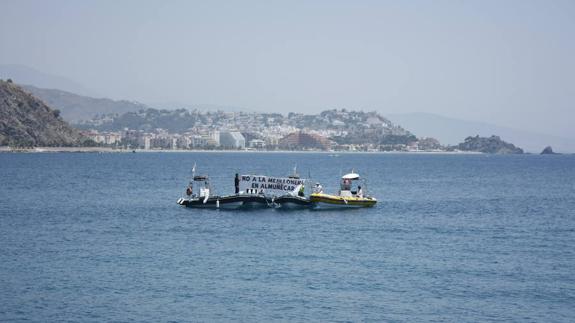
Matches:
[[1, 80, 526, 154], [78, 108, 444, 152], [0, 79, 528, 154]]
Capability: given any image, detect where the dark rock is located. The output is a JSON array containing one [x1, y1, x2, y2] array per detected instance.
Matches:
[[452, 135, 523, 154], [541, 146, 559, 154]]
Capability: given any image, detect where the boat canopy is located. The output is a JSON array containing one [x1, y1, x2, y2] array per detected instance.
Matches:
[[342, 173, 360, 180], [193, 175, 208, 181]]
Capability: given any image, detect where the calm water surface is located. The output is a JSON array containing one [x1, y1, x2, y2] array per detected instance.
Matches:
[[1, 152, 574, 322]]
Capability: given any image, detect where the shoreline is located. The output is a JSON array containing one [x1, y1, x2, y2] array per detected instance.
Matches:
[[0, 146, 506, 155]]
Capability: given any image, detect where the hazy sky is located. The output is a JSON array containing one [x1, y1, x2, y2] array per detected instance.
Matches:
[[1, 0, 574, 138]]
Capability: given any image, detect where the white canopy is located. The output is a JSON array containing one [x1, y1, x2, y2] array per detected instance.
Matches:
[[342, 173, 360, 180]]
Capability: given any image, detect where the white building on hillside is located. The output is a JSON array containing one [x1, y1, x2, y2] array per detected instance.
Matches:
[[210, 131, 220, 146], [219, 131, 245, 149], [249, 139, 265, 149]]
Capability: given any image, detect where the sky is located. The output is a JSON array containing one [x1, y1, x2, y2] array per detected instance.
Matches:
[[1, 0, 574, 138]]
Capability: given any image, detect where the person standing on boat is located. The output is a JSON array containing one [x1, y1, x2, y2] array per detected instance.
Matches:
[[313, 182, 323, 194], [234, 173, 240, 194], [298, 184, 305, 197], [357, 186, 364, 198], [186, 182, 193, 196]]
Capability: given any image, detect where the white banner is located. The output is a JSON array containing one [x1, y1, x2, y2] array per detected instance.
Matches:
[[240, 175, 306, 195]]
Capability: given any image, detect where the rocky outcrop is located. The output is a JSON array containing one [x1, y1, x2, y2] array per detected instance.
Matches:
[[453, 135, 523, 154], [541, 146, 558, 154], [0, 80, 82, 147]]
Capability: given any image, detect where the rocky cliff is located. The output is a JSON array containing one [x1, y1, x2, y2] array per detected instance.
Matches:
[[0, 80, 82, 147]]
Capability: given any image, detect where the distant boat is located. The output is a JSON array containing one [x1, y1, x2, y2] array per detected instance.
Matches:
[[177, 166, 377, 210], [177, 174, 271, 209], [271, 165, 314, 209], [310, 172, 377, 208], [272, 195, 314, 209]]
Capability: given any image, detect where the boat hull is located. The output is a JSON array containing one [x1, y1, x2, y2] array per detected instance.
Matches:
[[273, 195, 314, 209], [177, 194, 271, 209], [177, 193, 377, 209], [309, 193, 377, 208], [236, 194, 272, 208]]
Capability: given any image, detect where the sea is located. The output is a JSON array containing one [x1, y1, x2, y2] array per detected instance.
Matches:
[[1, 152, 574, 322]]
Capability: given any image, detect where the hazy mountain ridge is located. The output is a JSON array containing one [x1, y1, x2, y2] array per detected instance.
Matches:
[[0, 81, 82, 147], [150, 102, 260, 113], [0, 64, 93, 97], [23, 85, 148, 123], [388, 112, 574, 153]]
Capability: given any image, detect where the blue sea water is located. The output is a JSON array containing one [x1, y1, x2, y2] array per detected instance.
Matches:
[[0, 152, 574, 322]]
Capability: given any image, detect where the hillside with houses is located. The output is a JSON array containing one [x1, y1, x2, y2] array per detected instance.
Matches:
[[76, 108, 439, 151], [0, 81, 525, 153]]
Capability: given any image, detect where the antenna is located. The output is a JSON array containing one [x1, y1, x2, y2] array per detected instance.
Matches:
[[289, 163, 300, 179], [189, 162, 196, 184]]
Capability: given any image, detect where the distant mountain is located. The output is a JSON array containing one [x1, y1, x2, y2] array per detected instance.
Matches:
[[77, 108, 282, 133], [23, 85, 148, 123], [78, 108, 204, 133], [0, 80, 82, 147], [452, 135, 523, 154], [387, 112, 575, 153], [0, 64, 93, 96], [150, 101, 260, 113]]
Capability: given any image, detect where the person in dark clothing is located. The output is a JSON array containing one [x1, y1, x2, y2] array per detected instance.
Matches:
[[234, 173, 240, 194]]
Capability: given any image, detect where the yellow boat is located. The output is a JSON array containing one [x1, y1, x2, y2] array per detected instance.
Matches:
[[310, 193, 377, 207], [309, 172, 377, 208]]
